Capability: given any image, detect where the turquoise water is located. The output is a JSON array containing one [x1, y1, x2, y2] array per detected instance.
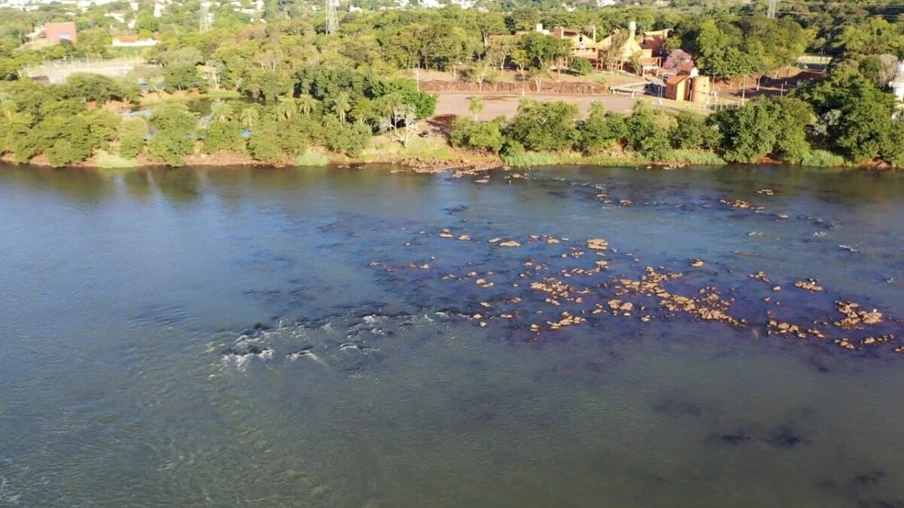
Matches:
[[0, 164, 903, 507]]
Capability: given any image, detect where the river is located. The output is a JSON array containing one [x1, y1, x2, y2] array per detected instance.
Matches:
[[1, 164, 903, 507]]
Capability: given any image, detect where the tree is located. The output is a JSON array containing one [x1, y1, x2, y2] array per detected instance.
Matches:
[[468, 96, 484, 120], [505, 99, 578, 152], [203, 120, 244, 154], [331, 91, 351, 124], [450, 117, 504, 153], [297, 94, 317, 116], [165, 63, 201, 92], [240, 106, 259, 129], [577, 107, 628, 154], [379, 104, 418, 148], [485, 38, 514, 71], [247, 114, 286, 163], [669, 111, 720, 150], [510, 48, 530, 79], [276, 96, 297, 121], [508, 7, 540, 32], [210, 100, 233, 123], [370, 78, 437, 119], [624, 102, 671, 161], [147, 105, 197, 166], [63, 73, 125, 103], [519, 33, 571, 69], [528, 66, 549, 92], [118, 116, 148, 159], [465, 60, 494, 91]]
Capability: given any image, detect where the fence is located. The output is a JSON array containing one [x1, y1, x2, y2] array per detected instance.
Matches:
[[24, 57, 149, 83]]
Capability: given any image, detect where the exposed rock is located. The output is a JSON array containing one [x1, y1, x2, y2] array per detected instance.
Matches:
[[690, 258, 704, 268], [499, 240, 521, 248], [794, 279, 824, 292], [586, 238, 609, 250]]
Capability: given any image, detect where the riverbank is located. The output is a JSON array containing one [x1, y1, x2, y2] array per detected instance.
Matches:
[[2, 135, 897, 174]]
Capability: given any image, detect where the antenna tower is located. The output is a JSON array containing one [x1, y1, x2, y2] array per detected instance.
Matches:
[[326, 0, 338, 34], [200, 1, 212, 32], [767, 0, 779, 19]]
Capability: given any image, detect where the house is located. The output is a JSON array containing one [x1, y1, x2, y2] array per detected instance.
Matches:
[[45, 22, 77, 44], [551, 26, 604, 61], [595, 22, 662, 74], [641, 28, 670, 56], [665, 68, 711, 103], [666, 74, 690, 102]]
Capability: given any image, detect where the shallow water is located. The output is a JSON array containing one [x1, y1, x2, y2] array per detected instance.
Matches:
[[1, 164, 903, 507]]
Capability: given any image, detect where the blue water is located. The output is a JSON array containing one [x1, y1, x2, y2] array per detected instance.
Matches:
[[0, 164, 902, 507]]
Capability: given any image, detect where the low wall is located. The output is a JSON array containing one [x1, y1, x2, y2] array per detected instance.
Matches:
[[419, 80, 610, 95]]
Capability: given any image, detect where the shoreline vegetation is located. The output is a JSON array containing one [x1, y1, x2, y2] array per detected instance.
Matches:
[[1, 2, 903, 174]]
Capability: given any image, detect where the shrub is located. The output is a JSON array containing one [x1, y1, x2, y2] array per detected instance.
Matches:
[[450, 117, 504, 153], [569, 58, 594, 76], [295, 150, 330, 166]]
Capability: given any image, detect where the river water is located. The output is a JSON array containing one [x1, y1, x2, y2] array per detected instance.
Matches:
[[1, 164, 903, 507]]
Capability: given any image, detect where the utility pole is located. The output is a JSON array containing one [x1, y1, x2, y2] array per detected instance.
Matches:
[[767, 0, 779, 19], [325, 0, 338, 35], [199, 1, 212, 33]]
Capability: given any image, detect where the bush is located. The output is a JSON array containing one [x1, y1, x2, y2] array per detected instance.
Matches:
[[119, 117, 148, 159], [147, 105, 197, 166], [577, 112, 627, 153], [569, 58, 594, 76], [450, 117, 504, 153], [202, 121, 245, 154], [504, 99, 578, 152], [669, 111, 721, 150]]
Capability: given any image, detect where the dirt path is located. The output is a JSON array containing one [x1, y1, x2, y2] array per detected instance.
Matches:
[[434, 92, 644, 120]]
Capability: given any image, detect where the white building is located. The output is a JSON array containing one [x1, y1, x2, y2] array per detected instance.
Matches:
[[890, 61, 904, 101]]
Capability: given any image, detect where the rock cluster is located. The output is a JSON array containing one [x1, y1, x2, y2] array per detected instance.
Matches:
[[367, 225, 899, 356], [794, 279, 824, 292], [835, 300, 883, 329]]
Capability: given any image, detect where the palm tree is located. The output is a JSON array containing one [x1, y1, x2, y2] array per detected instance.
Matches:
[[331, 92, 351, 124], [276, 97, 297, 121], [297, 94, 316, 116], [588, 101, 606, 120], [210, 100, 232, 123], [468, 96, 484, 120], [240, 107, 259, 129]]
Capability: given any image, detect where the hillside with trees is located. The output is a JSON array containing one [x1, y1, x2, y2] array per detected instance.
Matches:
[[0, 0, 901, 168]]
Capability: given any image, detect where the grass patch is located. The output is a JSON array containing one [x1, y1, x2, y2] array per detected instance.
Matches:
[[501, 151, 562, 167], [650, 149, 726, 166], [799, 149, 846, 168], [362, 135, 461, 161], [295, 150, 330, 166], [95, 150, 139, 173]]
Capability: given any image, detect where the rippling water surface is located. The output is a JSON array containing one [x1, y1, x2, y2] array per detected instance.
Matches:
[[1, 164, 903, 507]]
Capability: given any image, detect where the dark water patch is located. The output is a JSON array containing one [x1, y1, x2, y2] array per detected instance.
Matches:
[[652, 396, 704, 418], [767, 424, 804, 449], [129, 304, 196, 329], [711, 430, 753, 446]]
